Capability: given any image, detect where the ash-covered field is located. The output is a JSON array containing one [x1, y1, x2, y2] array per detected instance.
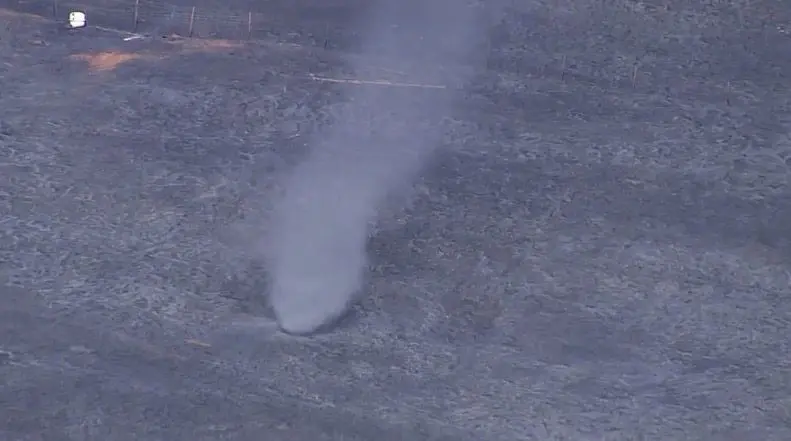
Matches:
[[1, 1, 790, 440]]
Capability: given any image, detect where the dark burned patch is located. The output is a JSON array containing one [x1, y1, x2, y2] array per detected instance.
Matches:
[[433, 279, 507, 343], [216, 261, 271, 316], [2, 3, 790, 440]]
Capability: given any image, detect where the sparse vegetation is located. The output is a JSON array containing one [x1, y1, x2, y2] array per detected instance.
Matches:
[[1, 1, 789, 440]]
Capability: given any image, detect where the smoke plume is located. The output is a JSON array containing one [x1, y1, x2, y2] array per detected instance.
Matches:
[[265, 0, 486, 334]]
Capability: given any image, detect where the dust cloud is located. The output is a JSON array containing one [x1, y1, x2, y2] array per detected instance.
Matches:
[[264, 0, 488, 334]]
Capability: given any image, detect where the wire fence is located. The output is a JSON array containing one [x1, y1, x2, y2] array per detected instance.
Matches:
[[9, 0, 353, 47]]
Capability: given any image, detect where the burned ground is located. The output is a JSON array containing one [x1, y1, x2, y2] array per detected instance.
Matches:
[[1, 2, 791, 440]]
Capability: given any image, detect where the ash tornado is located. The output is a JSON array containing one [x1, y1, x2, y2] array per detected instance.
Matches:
[[265, 0, 487, 335]]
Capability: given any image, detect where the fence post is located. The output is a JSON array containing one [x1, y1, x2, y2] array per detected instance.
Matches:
[[247, 11, 252, 39], [188, 6, 195, 37], [52, 0, 58, 18], [133, 0, 139, 32]]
